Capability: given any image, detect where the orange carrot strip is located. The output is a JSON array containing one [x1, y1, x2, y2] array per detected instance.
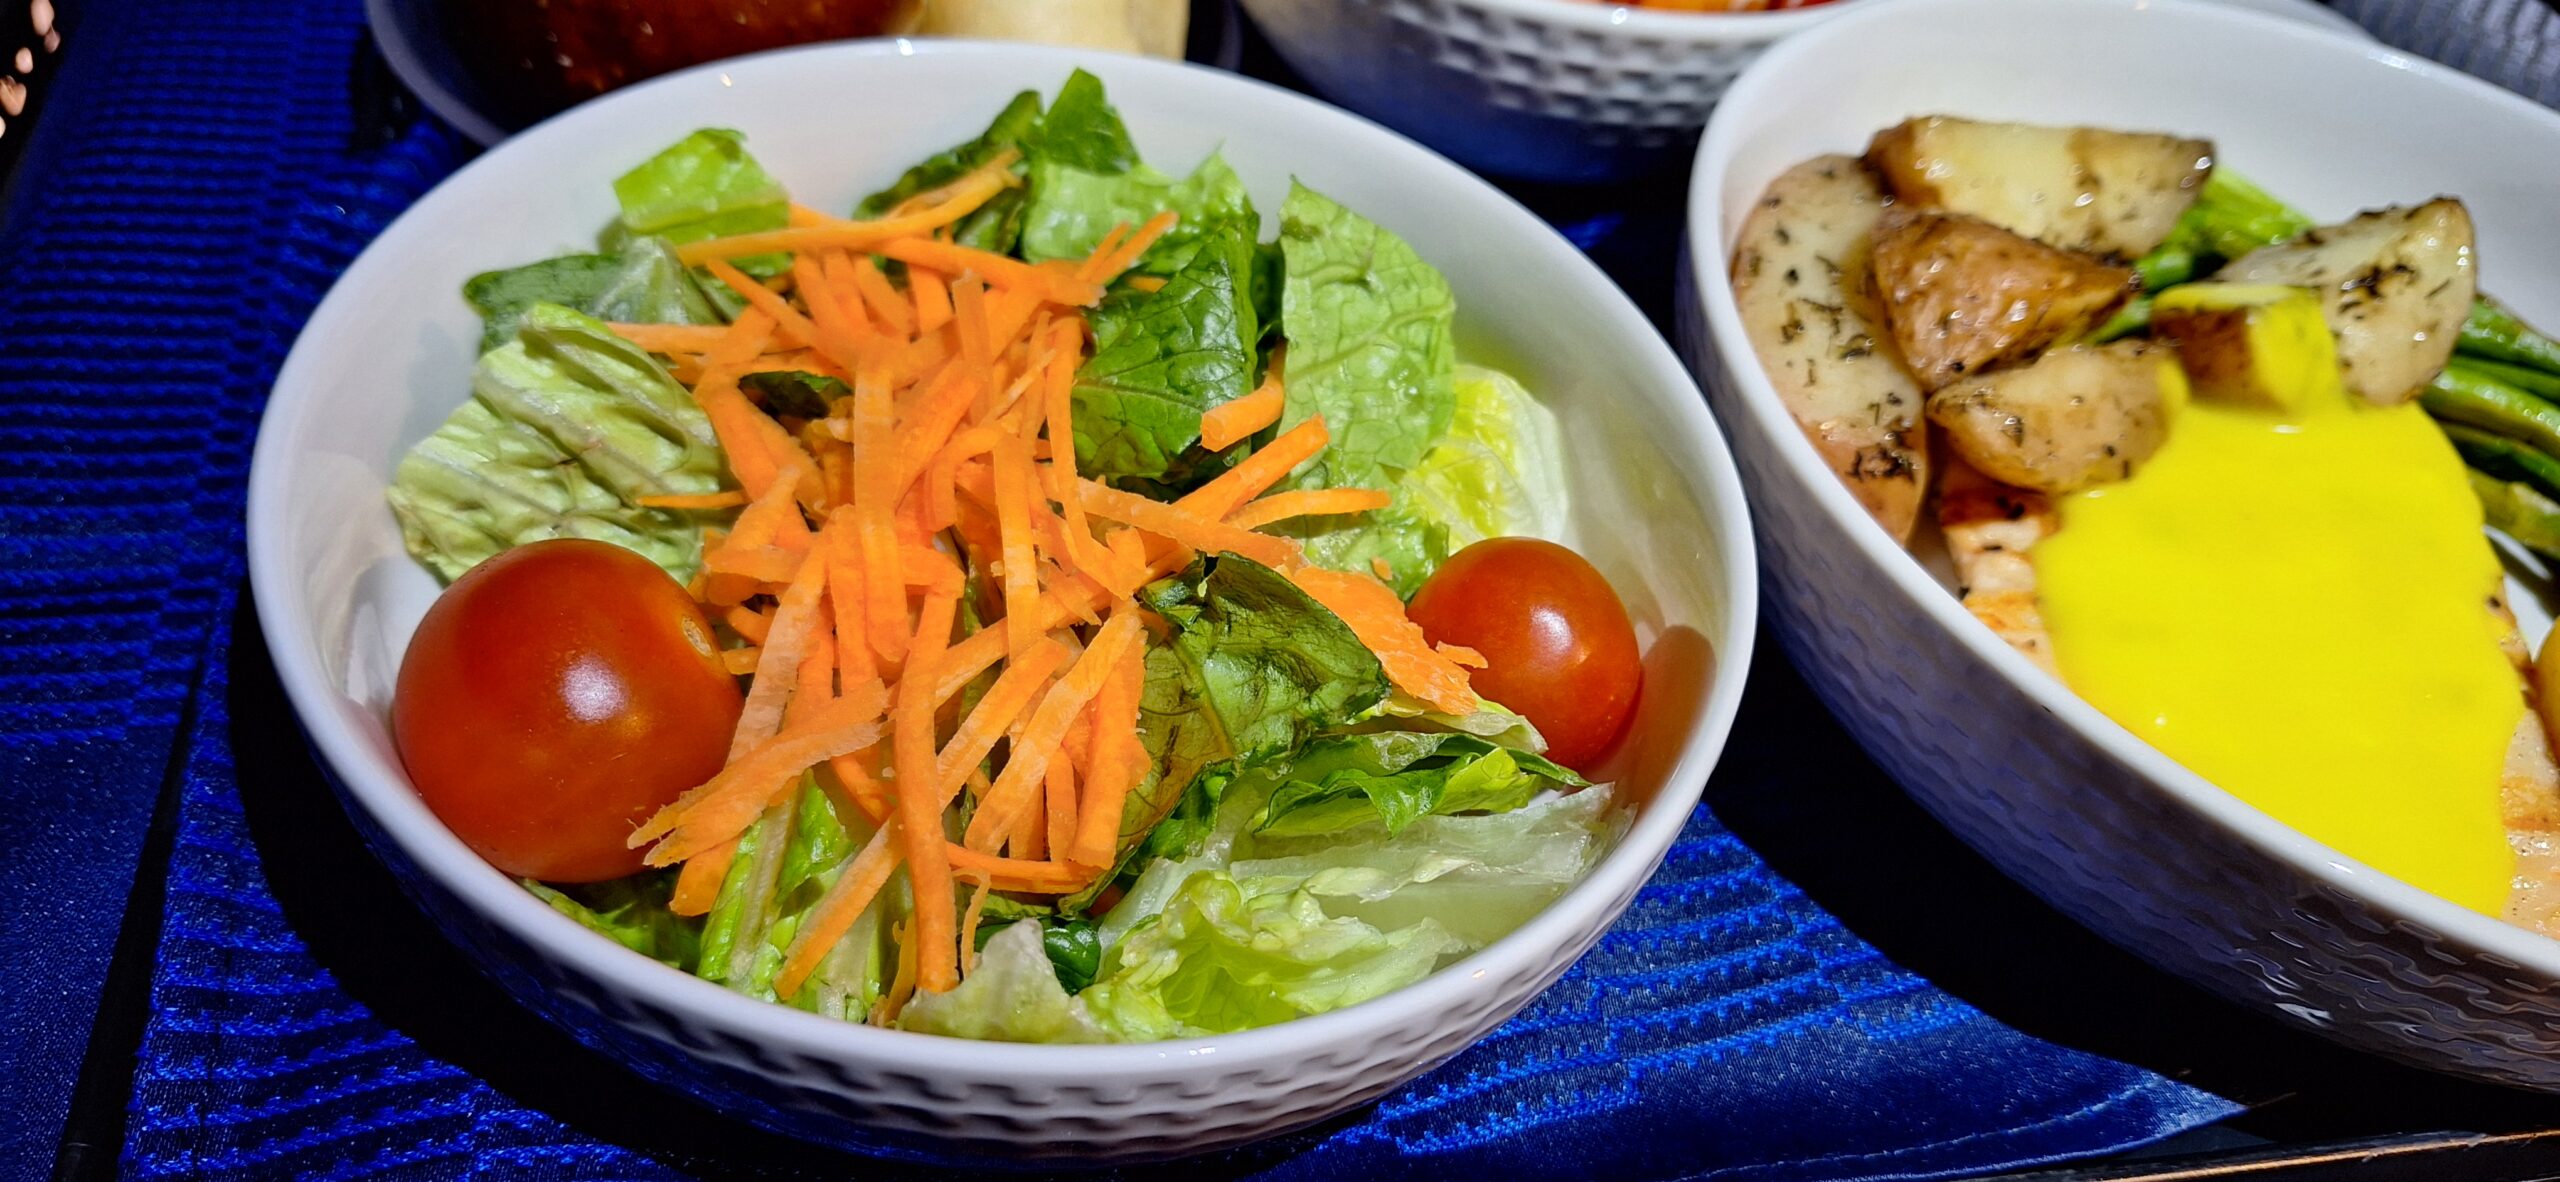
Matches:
[[1371, 557, 1395, 582], [816, 510, 879, 688], [1437, 642, 1489, 669], [608, 322, 733, 354], [792, 612, 838, 722], [909, 265, 953, 334], [961, 612, 1143, 851], [702, 545, 802, 586], [1224, 487, 1393, 532], [679, 159, 1016, 265], [637, 490, 749, 510], [944, 848, 1092, 893], [896, 586, 963, 994], [706, 309, 777, 367], [850, 366, 910, 669], [670, 848, 734, 916], [774, 822, 900, 998], [705, 259, 822, 353], [1079, 223, 1132, 281], [1038, 319, 1132, 593], [886, 362, 980, 500], [702, 474, 803, 606], [1199, 380, 1285, 452], [1179, 415, 1331, 522], [991, 434, 1043, 658], [957, 874, 995, 973], [791, 253, 872, 374], [1080, 210, 1178, 285], [724, 604, 774, 645], [1071, 477, 1301, 570], [924, 427, 1003, 533], [951, 274, 995, 400], [1042, 753, 1076, 864], [732, 555, 831, 761], [878, 237, 1103, 308], [1068, 636, 1146, 867], [697, 375, 825, 510], [850, 256, 916, 337], [815, 251, 884, 354], [635, 688, 891, 862], [1291, 566, 1480, 715], [1123, 275, 1166, 294], [932, 639, 1070, 806], [720, 648, 762, 675]]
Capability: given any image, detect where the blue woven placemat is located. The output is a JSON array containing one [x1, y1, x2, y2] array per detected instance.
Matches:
[[0, 0, 2353, 1176]]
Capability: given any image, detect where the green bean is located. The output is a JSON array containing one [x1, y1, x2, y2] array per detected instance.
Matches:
[[2458, 298, 2560, 379], [2441, 423, 2560, 503], [2466, 469, 2560, 560], [2419, 366, 2560, 458], [2089, 295, 2154, 344]]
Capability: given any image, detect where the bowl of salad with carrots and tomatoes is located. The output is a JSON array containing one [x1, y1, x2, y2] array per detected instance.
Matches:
[[247, 44, 1753, 1160]]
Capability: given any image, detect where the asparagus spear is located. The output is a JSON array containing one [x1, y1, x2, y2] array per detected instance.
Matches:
[[2463, 298, 2560, 378], [2466, 469, 2560, 559], [2420, 364, 2560, 458], [2442, 423, 2560, 503]]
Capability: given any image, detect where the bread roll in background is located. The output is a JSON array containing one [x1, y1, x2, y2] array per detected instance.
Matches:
[[911, 0, 1188, 58]]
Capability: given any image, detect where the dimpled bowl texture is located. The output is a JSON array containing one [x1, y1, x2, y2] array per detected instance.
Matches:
[[1685, 0, 2560, 1090], [247, 41, 1756, 1162]]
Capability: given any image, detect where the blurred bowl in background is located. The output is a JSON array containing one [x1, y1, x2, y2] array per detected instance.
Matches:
[[368, 0, 1237, 145]]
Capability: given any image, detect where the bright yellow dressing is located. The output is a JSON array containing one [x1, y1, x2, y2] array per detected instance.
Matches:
[[2037, 389, 2521, 915]]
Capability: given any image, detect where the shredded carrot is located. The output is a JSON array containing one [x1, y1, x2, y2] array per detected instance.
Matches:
[[609, 322, 731, 355], [697, 375, 824, 510], [871, 917, 918, 1027], [816, 511, 879, 688], [1437, 642, 1489, 669], [1371, 557, 1396, 582], [1225, 487, 1393, 532], [962, 612, 1143, 851], [957, 874, 995, 973], [634, 687, 891, 863], [1124, 275, 1166, 294], [1180, 415, 1331, 522], [670, 847, 734, 916], [705, 259, 824, 355], [1043, 748, 1077, 863], [1291, 566, 1480, 715], [932, 639, 1070, 807], [991, 434, 1044, 658], [791, 253, 872, 374], [719, 648, 762, 675], [850, 255, 916, 337], [909, 265, 953, 334], [1080, 210, 1179, 285], [702, 545, 802, 586], [850, 366, 910, 669], [885, 362, 980, 500], [1200, 379, 1286, 452], [679, 156, 1017, 264], [702, 473, 805, 606], [724, 604, 775, 645], [1069, 630, 1146, 867], [1072, 477, 1302, 570], [878, 237, 1104, 309], [637, 490, 749, 510], [896, 585, 963, 994], [775, 823, 899, 998], [709, 309, 779, 367]]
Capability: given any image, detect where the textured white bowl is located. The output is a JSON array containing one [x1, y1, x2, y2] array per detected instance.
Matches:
[[1235, 0, 2361, 186], [1685, 0, 2560, 1089], [247, 41, 1756, 1161]]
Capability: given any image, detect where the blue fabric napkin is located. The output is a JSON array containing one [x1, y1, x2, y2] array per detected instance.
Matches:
[[0, 0, 2280, 1177]]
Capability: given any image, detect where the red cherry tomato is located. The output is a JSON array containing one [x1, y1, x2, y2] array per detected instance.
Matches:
[[393, 539, 741, 882], [1406, 538, 1641, 771]]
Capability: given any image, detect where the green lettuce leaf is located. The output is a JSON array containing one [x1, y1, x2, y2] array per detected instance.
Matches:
[[463, 237, 718, 355], [1273, 183, 1457, 489], [855, 89, 1044, 253], [525, 873, 701, 969], [1274, 504, 1448, 600], [1252, 732, 1585, 839], [1401, 363, 1570, 550], [694, 779, 900, 1022], [607, 129, 789, 251], [1078, 870, 1461, 1042], [1069, 220, 1259, 481], [1140, 555, 1389, 764], [387, 303, 725, 582], [1020, 156, 1257, 276], [1026, 68, 1136, 175], [899, 921, 1109, 1043], [974, 915, 1106, 994]]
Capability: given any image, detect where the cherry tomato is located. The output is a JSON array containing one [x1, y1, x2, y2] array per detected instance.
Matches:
[[393, 539, 741, 882], [1406, 538, 1641, 771]]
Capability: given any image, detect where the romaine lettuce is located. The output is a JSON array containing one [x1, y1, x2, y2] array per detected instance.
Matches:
[[1020, 156, 1257, 277], [387, 303, 725, 581], [606, 128, 789, 250], [856, 89, 1044, 253], [900, 921, 1109, 1043], [1249, 731, 1586, 839], [1402, 364, 1571, 549], [463, 237, 718, 355], [525, 872, 700, 969], [1141, 555, 1389, 763], [1069, 220, 1260, 481], [1272, 183, 1456, 488]]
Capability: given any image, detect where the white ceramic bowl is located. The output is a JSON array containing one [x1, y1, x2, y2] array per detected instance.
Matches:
[[1684, 0, 2560, 1088], [248, 41, 1756, 1161]]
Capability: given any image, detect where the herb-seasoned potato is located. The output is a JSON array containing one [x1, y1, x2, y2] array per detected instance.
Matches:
[[1866, 116, 2212, 258], [1731, 154, 1928, 543], [2149, 283, 2346, 412], [2214, 198, 2476, 405], [1869, 206, 2137, 388], [1925, 340, 2185, 493]]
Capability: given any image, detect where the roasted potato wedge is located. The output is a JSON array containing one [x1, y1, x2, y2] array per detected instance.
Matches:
[[1870, 207, 2137, 388], [2214, 198, 2476, 405], [1925, 340, 2184, 493], [1867, 116, 2212, 258], [2149, 283, 2347, 412], [1731, 154, 1929, 543]]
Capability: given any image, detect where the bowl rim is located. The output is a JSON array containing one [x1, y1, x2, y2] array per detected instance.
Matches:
[[1440, 0, 1855, 43], [248, 37, 1760, 1078], [1689, 0, 2560, 974]]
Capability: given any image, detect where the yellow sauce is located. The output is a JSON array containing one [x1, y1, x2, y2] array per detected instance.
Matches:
[[2037, 391, 2521, 914]]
